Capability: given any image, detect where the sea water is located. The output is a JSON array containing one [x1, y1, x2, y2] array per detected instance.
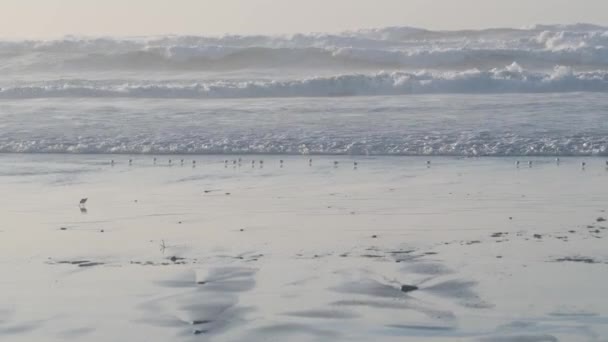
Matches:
[[1, 24, 607, 156]]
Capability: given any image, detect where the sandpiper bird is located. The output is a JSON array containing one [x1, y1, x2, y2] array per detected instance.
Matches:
[[582, 161, 587, 168], [516, 160, 520, 167], [334, 161, 339, 167], [528, 161, 533, 167], [192, 160, 196, 167], [153, 157, 157, 164], [79, 198, 88, 207], [169, 159, 172, 165], [426, 161, 431, 166], [129, 159, 132, 165], [110, 160, 115, 166], [556, 158, 560, 164], [180, 159, 184, 165]]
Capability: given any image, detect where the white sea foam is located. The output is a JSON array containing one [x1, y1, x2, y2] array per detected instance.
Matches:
[[1, 65, 607, 99], [2, 24, 608, 72], [1, 92, 607, 156]]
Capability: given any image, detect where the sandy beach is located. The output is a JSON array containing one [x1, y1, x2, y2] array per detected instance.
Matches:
[[1, 154, 607, 341]]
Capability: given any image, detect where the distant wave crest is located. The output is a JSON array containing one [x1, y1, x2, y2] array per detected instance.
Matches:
[[2, 24, 608, 71]]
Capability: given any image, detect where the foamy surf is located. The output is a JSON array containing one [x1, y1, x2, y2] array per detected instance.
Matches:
[[2, 24, 608, 73], [1, 65, 608, 99]]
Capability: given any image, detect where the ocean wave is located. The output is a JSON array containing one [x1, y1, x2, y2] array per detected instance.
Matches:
[[1, 64, 607, 99], [2, 24, 608, 72]]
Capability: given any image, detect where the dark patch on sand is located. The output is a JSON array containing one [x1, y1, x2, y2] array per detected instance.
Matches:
[[491, 232, 508, 238], [549, 311, 598, 318], [48, 259, 105, 268], [0, 321, 41, 335], [553, 257, 599, 264], [168, 256, 186, 263], [480, 335, 558, 342], [333, 279, 408, 298], [284, 309, 359, 319], [401, 285, 419, 293], [195, 267, 257, 293], [360, 254, 384, 259], [388, 324, 454, 331], [332, 299, 412, 310]]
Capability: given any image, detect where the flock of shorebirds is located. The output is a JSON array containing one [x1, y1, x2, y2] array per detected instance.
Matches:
[[79, 157, 607, 208], [106, 157, 370, 169], [516, 158, 608, 169], [105, 157, 608, 170]]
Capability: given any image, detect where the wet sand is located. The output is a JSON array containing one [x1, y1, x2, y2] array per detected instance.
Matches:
[[1, 155, 608, 341]]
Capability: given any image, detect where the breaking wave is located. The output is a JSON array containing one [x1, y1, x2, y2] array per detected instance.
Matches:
[[2, 24, 608, 72], [1, 64, 607, 99]]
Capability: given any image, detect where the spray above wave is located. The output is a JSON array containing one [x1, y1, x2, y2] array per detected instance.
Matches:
[[2, 64, 607, 99], [2, 24, 608, 72]]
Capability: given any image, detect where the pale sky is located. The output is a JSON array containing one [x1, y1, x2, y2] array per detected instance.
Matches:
[[0, 0, 607, 38]]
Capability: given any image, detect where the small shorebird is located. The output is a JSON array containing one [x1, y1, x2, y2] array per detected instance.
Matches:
[[180, 159, 184, 165], [354, 161, 358, 169], [79, 198, 88, 207], [129, 159, 132, 165], [110, 160, 115, 166], [169, 159, 172, 165], [528, 161, 533, 167], [153, 157, 157, 165], [192, 160, 196, 167], [516, 161, 520, 167], [556, 158, 560, 164], [582, 161, 587, 168], [309, 158, 313, 165], [334, 161, 339, 167]]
